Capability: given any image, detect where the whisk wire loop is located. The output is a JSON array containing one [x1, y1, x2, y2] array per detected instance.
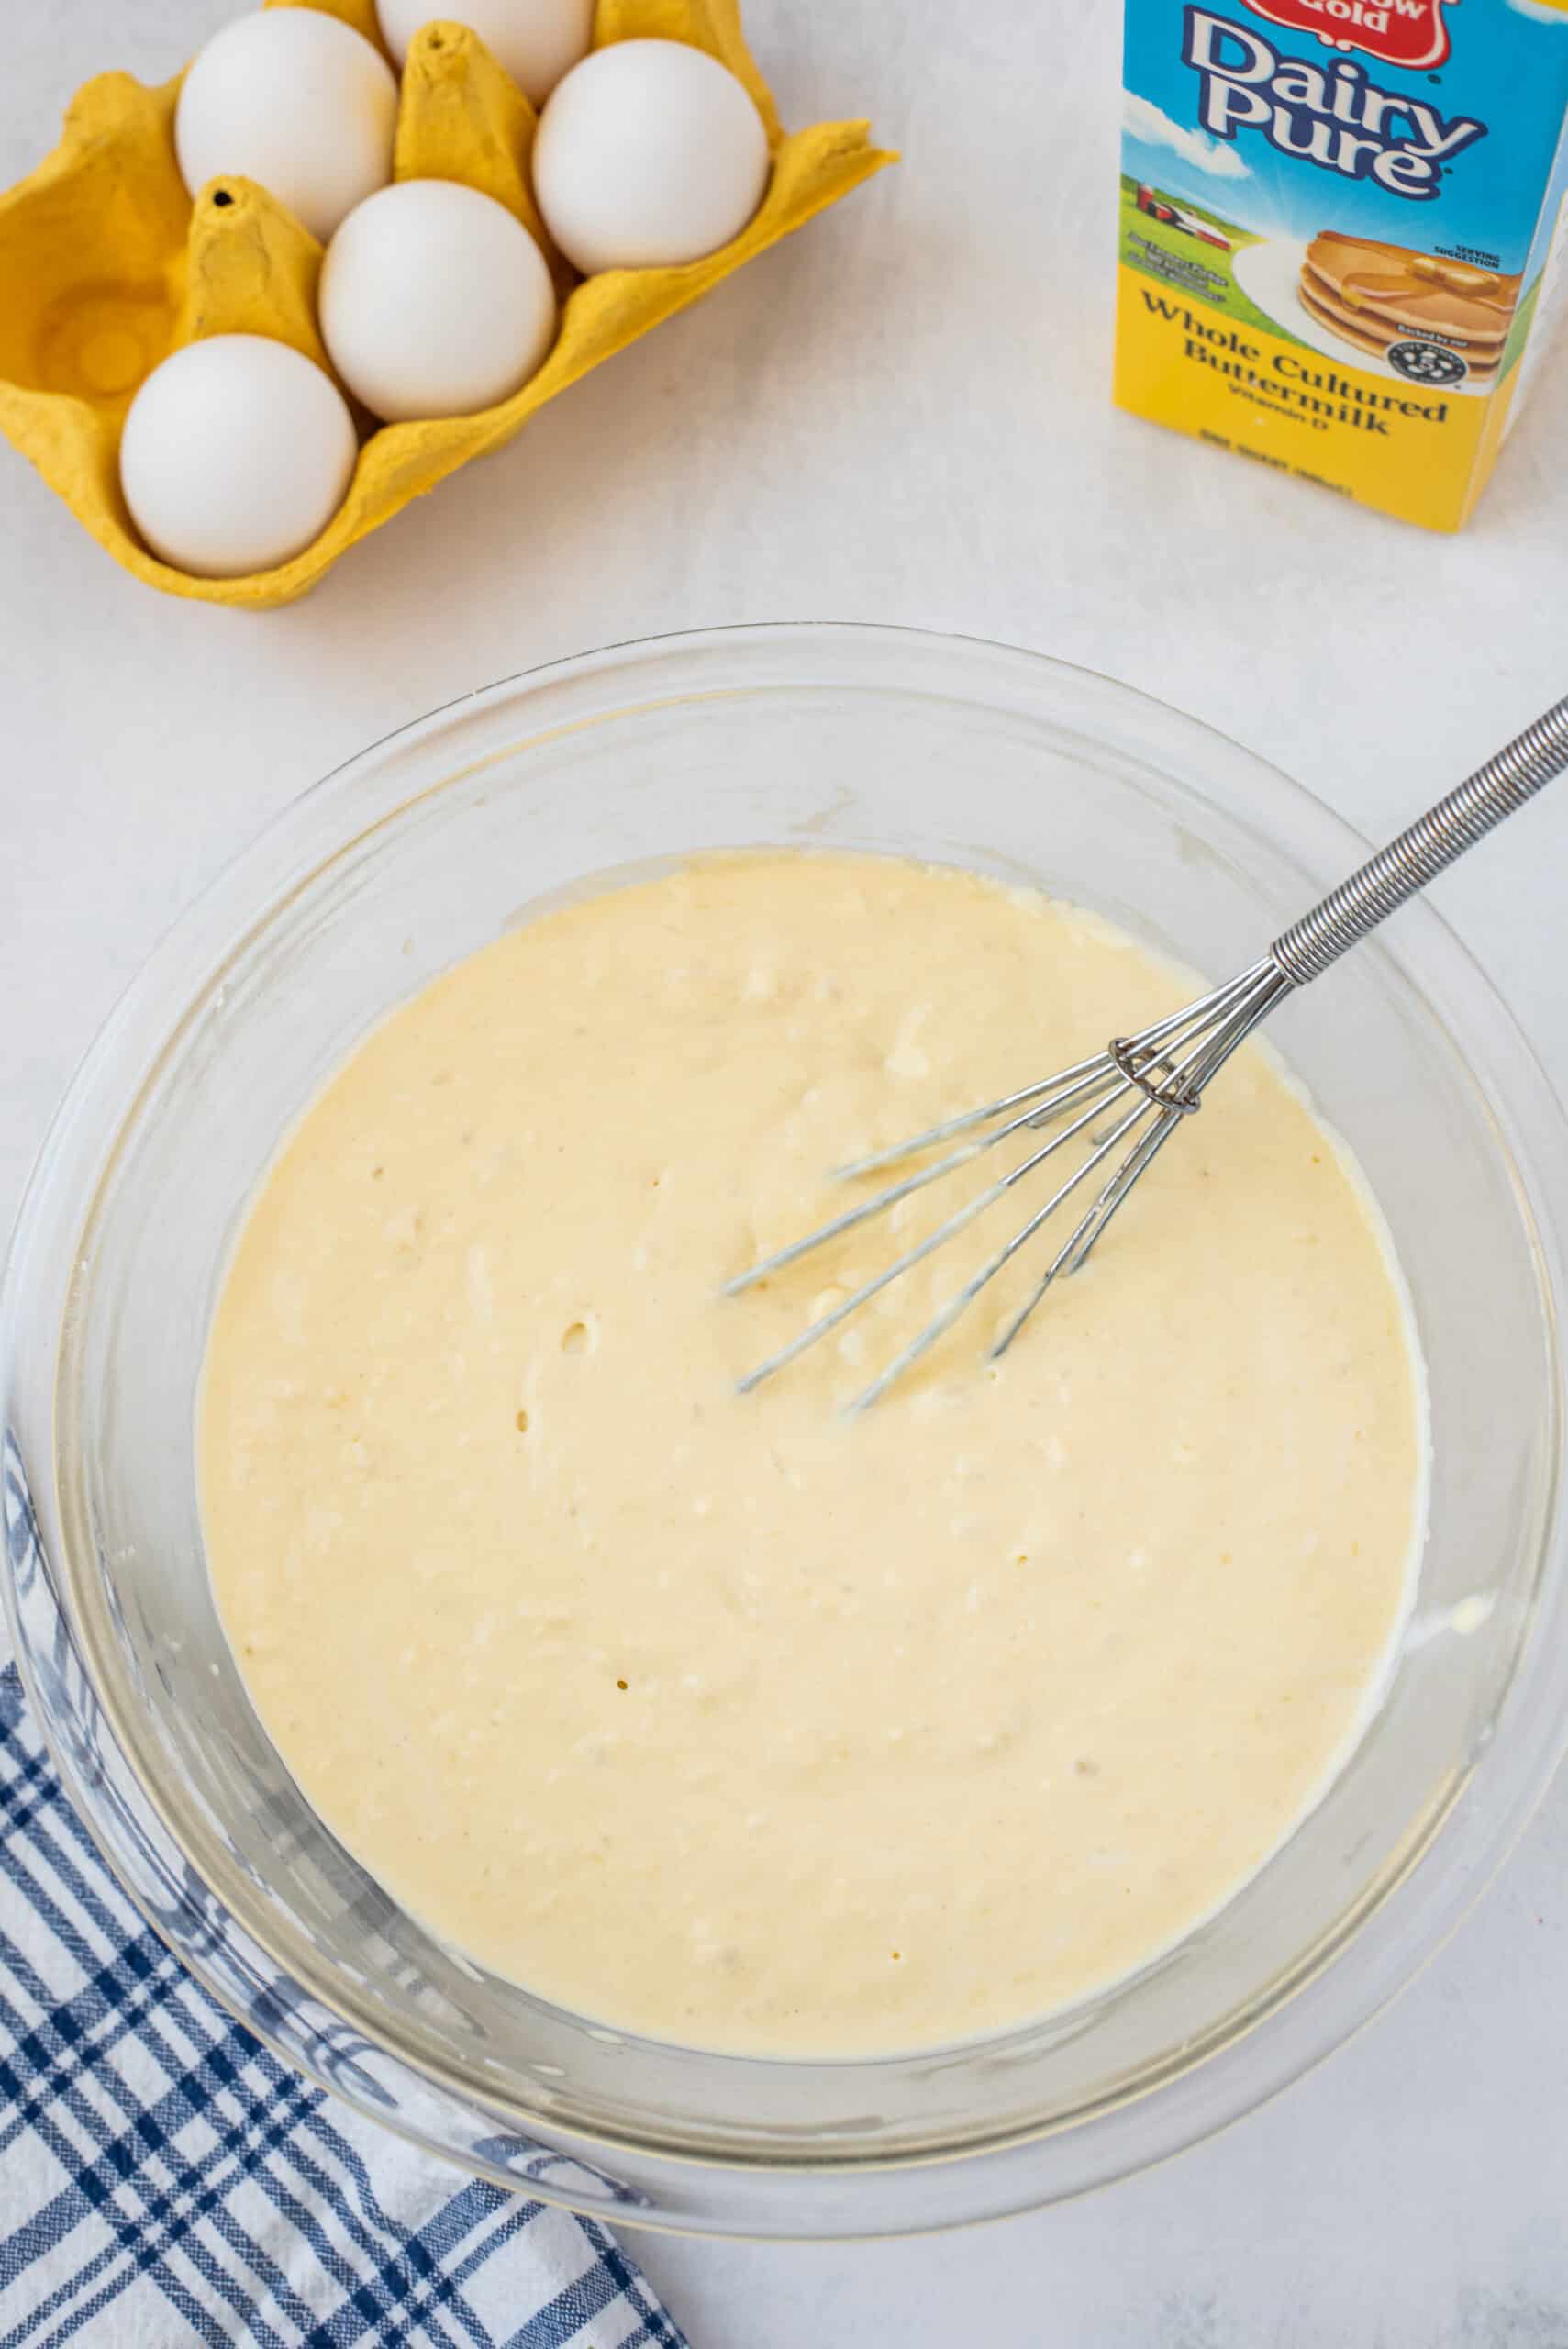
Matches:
[[728, 695, 1567, 1408]]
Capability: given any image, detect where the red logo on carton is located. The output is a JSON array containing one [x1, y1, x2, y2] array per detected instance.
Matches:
[[1238, 0, 1454, 70]]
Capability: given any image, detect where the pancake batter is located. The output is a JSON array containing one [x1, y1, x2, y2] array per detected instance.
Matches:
[[200, 853, 1423, 2056]]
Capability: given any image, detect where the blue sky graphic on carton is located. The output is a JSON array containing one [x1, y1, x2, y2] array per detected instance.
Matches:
[[1123, 0, 1568, 264]]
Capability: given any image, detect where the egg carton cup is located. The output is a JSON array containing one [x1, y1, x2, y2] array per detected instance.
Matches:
[[0, 0, 894, 607]]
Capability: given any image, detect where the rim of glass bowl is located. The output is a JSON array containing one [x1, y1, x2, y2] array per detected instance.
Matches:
[[3, 622, 1565, 2241]]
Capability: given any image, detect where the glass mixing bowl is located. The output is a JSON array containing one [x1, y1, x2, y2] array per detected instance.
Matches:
[[5, 624, 1565, 2239]]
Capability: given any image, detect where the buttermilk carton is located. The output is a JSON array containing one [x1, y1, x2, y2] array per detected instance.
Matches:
[[1116, 0, 1568, 526]]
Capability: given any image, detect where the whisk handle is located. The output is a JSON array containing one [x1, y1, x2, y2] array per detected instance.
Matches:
[[1269, 694, 1568, 988]]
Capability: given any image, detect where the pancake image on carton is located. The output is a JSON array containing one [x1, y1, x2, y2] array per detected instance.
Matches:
[[1298, 232, 1521, 384]]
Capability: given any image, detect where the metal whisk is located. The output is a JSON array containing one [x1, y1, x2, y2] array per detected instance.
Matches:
[[727, 693, 1568, 1412]]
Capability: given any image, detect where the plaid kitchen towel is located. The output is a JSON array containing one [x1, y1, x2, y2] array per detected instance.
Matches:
[[0, 1662, 688, 2349]]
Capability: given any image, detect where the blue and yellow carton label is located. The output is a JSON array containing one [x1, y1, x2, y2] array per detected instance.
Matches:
[[1117, 0, 1568, 526]]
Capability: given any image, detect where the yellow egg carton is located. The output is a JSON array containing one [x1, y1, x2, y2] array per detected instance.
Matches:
[[0, 0, 894, 607]]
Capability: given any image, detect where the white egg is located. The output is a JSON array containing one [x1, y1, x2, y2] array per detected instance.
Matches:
[[175, 10, 398, 243], [375, 0, 593, 105], [533, 39, 770, 276], [319, 180, 557, 422], [119, 335, 358, 578]]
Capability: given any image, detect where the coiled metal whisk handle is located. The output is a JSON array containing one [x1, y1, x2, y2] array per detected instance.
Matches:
[[729, 687, 1568, 1409], [1270, 694, 1568, 989]]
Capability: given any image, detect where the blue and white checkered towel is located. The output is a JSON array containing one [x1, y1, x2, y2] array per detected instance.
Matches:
[[0, 1659, 688, 2349]]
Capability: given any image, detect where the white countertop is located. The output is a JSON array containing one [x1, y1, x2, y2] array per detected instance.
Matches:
[[6, 2, 1568, 2340]]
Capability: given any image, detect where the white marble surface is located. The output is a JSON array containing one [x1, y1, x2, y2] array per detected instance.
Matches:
[[5, 2, 1568, 2340]]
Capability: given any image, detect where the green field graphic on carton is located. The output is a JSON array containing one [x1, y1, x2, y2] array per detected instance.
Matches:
[[1118, 176, 1294, 344]]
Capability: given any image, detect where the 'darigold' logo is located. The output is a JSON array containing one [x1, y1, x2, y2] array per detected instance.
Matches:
[[1238, 0, 1455, 70]]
